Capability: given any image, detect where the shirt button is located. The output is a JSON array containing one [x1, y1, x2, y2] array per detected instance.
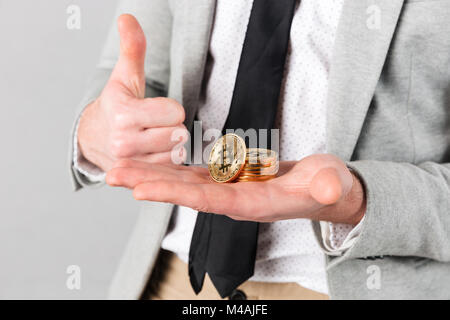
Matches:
[[229, 289, 247, 300]]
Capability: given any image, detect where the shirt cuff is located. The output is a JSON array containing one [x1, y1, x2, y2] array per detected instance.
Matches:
[[320, 216, 366, 256], [72, 117, 105, 182]]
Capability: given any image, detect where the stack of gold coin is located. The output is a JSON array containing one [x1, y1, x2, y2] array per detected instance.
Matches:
[[236, 148, 279, 182], [208, 134, 279, 183]]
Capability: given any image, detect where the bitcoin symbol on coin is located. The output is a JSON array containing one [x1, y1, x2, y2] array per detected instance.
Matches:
[[218, 143, 232, 173], [208, 134, 246, 183]]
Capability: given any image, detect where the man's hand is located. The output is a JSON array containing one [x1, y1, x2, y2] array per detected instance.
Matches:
[[78, 14, 188, 172], [106, 154, 366, 225]]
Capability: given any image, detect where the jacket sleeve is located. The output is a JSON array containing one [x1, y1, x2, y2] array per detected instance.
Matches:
[[69, 0, 173, 191], [322, 160, 450, 263]]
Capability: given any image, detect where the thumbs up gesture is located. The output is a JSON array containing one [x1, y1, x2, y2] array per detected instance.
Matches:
[[78, 15, 188, 172]]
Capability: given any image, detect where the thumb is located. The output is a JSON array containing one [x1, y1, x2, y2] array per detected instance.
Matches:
[[310, 167, 353, 205], [111, 14, 147, 98]]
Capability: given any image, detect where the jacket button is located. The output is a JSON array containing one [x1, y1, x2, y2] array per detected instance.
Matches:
[[229, 289, 247, 300]]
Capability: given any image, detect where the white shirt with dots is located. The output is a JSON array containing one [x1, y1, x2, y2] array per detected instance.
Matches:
[[74, 0, 364, 295]]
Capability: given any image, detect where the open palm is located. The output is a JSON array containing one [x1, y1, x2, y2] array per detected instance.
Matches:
[[106, 153, 358, 223]]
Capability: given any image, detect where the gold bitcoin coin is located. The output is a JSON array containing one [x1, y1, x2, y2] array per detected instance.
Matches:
[[208, 134, 246, 183], [240, 167, 279, 177], [246, 148, 278, 165], [239, 169, 279, 177], [243, 162, 273, 168], [236, 175, 276, 182], [242, 161, 279, 171]]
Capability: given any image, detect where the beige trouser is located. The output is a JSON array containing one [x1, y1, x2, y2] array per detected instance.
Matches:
[[145, 250, 329, 300]]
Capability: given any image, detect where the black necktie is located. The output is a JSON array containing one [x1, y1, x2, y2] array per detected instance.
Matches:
[[189, 0, 296, 298]]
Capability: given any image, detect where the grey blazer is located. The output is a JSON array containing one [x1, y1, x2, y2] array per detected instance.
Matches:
[[70, 0, 450, 299]]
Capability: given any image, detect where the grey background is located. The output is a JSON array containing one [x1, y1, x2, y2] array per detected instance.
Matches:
[[0, 0, 141, 299]]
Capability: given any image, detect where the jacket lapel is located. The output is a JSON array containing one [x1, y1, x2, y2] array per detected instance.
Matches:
[[180, 0, 217, 128], [326, 0, 405, 160]]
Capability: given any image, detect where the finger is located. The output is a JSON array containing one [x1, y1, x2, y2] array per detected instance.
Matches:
[[125, 97, 185, 128], [138, 125, 189, 154], [113, 158, 164, 169], [133, 181, 239, 215], [134, 147, 187, 167], [106, 167, 176, 188], [112, 159, 209, 175], [136, 150, 184, 165], [106, 165, 206, 189], [310, 167, 348, 205], [114, 125, 188, 156], [132, 179, 274, 219], [131, 147, 187, 165], [225, 214, 252, 222], [278, 161, 298, 175], [110, 14, 147, 98]]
